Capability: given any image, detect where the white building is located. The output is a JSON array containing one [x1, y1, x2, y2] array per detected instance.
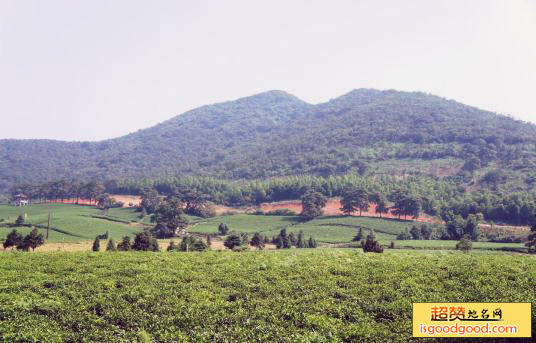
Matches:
[[13, 194, 29, 206]]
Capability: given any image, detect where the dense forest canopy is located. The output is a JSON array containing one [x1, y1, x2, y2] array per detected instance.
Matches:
[[2, 88, 536, 197]]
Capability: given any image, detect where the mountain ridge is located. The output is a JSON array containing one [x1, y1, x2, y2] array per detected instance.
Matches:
[[1, 88, 536, 194]]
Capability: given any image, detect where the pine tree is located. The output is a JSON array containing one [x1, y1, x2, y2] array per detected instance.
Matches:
[[307, 236, 317, 248], [296, 230, 306, 248], [250, 232, 265, 250], [15, 215, 24, 226], [92, 237, 100, 252], [352, 227, 363, 241], [132, 231, 159, 251], [106, 239, 117, 251], [218, 223, 229, 235], [3, 229, 23, 250], [16, 228, 44, 252], [288, 232, 297, 246], [276, 228, 291, 249]]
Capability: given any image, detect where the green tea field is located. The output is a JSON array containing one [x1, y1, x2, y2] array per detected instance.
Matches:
[[0, 204, 145, 243], [0, 250, 534, 342]]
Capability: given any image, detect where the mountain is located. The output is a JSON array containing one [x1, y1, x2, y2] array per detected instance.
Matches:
[[2, 89, 536, 193]]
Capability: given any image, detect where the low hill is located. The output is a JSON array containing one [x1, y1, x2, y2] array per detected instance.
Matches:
[[2, 89, 536, 193]]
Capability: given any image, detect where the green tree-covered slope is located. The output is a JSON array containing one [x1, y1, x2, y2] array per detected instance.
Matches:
[[2, 89, 535, 192]]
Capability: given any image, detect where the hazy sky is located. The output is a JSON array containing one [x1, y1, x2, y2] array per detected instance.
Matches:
[[0, 0, 535, 141]]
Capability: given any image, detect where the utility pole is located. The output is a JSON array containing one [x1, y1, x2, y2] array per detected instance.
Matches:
[[47, 212, 50, 239]]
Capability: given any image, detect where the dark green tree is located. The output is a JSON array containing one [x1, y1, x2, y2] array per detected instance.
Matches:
[[191, 239, 208, 251], [150, 197, 188, 238], [525, 215, 536, 252], [352, 227, 363, 241], [167, 240, 177, 251], [362, 230, 383, 253], [3, 229, 23, 250], [132, 231, 159, 251], [92, 237, 100, 252], [300, 190, 327, 220], [296, 230, 306, 248], [396, 228, 411, 240], [456, 235, 473, 253], [140, 187, 161, 214], [224, 234, 242, 250], [178, 236, 208, 251], [288, 232, 297, 246], [106, 239, 117, 251], [374, 197, 390, 218], [117, 236, 132, 251], [15, 215, 24, 226], [276, 228, 291, 249], [18, 228, 45, 252], [410, 225, 421, 240], [340, 188, 369, 216], [420, 224, 433, 240], [307, 236, 317, 248], [250, 232, 265, 250], [464, 214, 480, 241], [218, 223, 230, 235]]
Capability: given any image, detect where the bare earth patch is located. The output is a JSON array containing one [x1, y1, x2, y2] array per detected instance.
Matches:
[[260, 198, 440, 224]]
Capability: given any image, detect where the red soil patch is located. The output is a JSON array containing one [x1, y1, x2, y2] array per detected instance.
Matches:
[[110, 195, 142, 207], [478, 223, 530, 236], [47, 198, 94, 205], [46, 195, 141, 207], [260, 198, 440, 224]]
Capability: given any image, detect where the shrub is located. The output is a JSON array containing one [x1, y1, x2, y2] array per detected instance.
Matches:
[[167, 241, 177, 251], [3, 229, 23, 250], [117, 236, 132, 251], [265, 209, 297, 216], [92, 237, 100, 252], [362, 230, 383, 253], [250, 232, 265, 250], [106, 239, 117, 252], [218, 223, 230, 236], [224, 234, 242, 250], [132, 231, 159, 252], [456, 235, 473, 253], [17, 228, 45, 252], [396, 228, 411, 240]]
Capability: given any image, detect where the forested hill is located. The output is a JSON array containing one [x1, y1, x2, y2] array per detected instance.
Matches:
[[2, 89, 536, 193]]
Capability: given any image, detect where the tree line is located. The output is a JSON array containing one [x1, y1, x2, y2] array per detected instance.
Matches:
[[10, 172, 536, 226]]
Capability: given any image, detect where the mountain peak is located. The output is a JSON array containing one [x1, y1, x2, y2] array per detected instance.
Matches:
[[231, 90, 309, 106]]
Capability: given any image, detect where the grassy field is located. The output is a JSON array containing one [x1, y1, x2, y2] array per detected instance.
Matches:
[[0, 249, 534, 342], [0, 204, 144, 242], [189, 214, 301, 234], [0, 205, 527, 252], [191, 214, 416, 243]]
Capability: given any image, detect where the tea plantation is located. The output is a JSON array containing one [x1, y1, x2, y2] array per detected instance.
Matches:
[[0, 250, 534, 342]]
